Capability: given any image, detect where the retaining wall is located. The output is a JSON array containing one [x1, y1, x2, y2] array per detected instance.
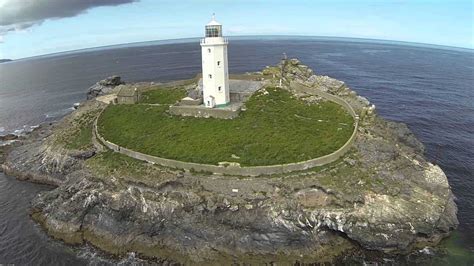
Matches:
[[94, 83, 359, 176], [169, 105, 241, 119]]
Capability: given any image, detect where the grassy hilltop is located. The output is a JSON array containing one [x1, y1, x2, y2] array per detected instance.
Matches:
[[98, 87, 354, 166]]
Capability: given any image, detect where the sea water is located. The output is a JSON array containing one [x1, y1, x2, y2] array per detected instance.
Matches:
[[0, 37, 472, 264]]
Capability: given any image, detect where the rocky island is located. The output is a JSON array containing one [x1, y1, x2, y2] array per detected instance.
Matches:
[[0, 58, 458, 264]]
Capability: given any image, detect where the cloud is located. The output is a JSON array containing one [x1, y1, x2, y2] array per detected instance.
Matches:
[[0, 0, 137, 35]]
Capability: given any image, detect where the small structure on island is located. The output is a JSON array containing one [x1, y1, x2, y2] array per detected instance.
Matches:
[[200, 14, 230, 108], [116, 86, 141, 104]]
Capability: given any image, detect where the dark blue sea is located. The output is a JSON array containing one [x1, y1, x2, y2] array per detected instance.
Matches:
[[0, 37, 473, 264]]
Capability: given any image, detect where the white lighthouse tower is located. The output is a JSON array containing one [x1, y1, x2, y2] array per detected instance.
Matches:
[[200, 14, 230, 108]]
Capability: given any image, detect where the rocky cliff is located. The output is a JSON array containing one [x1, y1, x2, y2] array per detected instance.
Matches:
[[86, 76, 124, 100], [1, 61, 458, 264]]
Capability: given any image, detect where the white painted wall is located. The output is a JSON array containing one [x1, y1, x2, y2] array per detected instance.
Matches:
[[201, 36, 230, 107]]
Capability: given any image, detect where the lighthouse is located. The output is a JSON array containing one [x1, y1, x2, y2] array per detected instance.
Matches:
[[200, 14, 230, 108]]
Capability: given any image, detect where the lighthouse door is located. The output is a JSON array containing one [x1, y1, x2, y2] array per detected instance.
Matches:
[[205, 96, 216, 108]]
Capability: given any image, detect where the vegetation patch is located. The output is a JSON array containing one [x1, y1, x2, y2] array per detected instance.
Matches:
[[139, 87, 186, 104], [52, 109, 100, 150], [98, 87, 354, 166], [85, 150, 177, 186], [86, 150, 150, 177], [66, 123, 93, 150]]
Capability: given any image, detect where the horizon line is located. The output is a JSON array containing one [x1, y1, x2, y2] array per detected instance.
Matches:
[[4, 35, 473, 61]]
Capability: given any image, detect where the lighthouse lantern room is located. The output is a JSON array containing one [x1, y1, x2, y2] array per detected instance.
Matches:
[[200, 14, 230, 108]]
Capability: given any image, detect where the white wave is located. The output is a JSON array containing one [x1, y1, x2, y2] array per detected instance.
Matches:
[[13, 128, 25, 135]]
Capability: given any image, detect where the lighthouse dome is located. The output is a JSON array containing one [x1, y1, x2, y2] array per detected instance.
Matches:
[[205, 14, 222, 37], [206, 14, 222, 26], [206, 19, 221, 26]]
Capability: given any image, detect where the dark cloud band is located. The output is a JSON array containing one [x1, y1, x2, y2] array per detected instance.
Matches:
[[0, 0, 137, 34]]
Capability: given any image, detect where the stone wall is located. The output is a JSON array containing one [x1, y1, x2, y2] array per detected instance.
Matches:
[[94, 83, 359, 176], [117, 95, 139, 104], [169, 105, 241, 119], [229, 92, 251, 103], [178, 98, 202, 106]]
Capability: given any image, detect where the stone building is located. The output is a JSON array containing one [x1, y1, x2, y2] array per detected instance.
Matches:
[[116, 86, 141, 104]]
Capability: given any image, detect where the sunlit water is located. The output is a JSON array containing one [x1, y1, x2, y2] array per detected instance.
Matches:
[[0, 37, 473, 264]]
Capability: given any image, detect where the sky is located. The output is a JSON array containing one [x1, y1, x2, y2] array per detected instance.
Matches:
[[0, 0, 473, 59]]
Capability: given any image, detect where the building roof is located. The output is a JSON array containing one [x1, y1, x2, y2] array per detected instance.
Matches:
[[117, 85, 138, 97], [206, 20, 221, 26], [206, 14, 221, 26]]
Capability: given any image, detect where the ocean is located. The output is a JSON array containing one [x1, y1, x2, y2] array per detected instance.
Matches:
[[0, 37, 473, 264]]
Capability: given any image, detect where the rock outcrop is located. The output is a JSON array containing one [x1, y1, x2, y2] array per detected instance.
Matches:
[[86, 76, 124, 100], [2, 61, 458, 264], [2, 100, 105, 185], [0, 133, 18, 141]]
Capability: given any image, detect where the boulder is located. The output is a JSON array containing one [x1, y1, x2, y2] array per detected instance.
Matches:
[[98, 76, 122, 86], [290, 58, 300, 65], [357, 95, 371, 106], [86, 76, 124, 100]]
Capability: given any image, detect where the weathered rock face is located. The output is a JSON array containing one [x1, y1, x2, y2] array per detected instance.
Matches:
[[0, 133, 18, 141], [2, 61, 458, 264], [2, 100, 104, 185], [86, 76, 124, 100], [2, 137, 81, 185]]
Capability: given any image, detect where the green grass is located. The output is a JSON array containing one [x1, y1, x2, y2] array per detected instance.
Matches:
[[85, 150, 178, 187], [53, 109, 100, 150], [65, 123, 93, 150], [98, 87, 354, 166], [86, 150, 151, 177], [139, 87, 186, 104]]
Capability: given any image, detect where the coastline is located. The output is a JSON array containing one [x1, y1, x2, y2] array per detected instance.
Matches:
[[0, 61, 459, 264]]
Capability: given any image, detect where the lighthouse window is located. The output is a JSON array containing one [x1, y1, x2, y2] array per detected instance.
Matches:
[[208, 48, 211, 53], [218, 86, 222, 92], [209, 74, 212, 79], [205, 25, 221, 37], [217, 61, 221, 66]]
